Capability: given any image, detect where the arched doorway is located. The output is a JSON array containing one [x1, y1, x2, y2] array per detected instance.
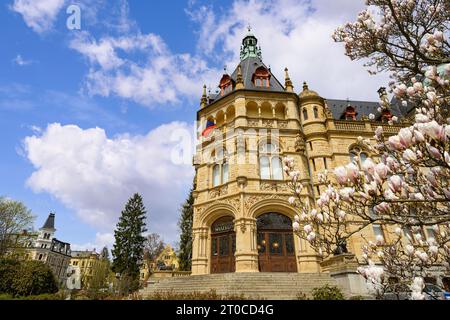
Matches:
[[257, 213, 297, 272], [210, 216, 236, 273]]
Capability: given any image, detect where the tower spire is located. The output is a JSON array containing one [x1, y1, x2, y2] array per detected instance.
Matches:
[[284, 67, 293, 92], [200, 85, 207, 108], [236, 64, 244, 89]]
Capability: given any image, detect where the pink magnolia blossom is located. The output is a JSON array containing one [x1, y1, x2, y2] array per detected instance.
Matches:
[[306, 232, 316, 242], [388, 135, 403, 150], [345, 162, 360, 183], [334, 166, 348, 185], [398, 128, 413, 147], [388, 175, 403, 193], [375, 163, 389, 179], [403, 149, 417, 162], [362, 158, 375, 174], [426, 143, 442, 159]]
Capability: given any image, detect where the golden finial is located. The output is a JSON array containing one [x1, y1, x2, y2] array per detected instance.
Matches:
[[303, 81, 309, 91]]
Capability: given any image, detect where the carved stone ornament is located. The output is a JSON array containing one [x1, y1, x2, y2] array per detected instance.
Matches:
[[248, 119, 259, 127], [262, 119, 274, 128], [295, 134, 306, 152], [278, 120, 288, 129]]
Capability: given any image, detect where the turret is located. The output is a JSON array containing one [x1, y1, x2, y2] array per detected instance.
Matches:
[[36, 213, 56, 249]]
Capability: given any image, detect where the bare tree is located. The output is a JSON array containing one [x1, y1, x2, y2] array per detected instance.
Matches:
[[143, 233, 165, 272]]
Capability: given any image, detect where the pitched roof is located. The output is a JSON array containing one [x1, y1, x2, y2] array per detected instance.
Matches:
[[208, 57, 285, 104], [325, 98, 413, 120], [42, 213, 55, 230]]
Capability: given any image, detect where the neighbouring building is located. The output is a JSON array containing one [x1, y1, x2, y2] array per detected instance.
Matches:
[[13, 213, 72, 287], [191, 29, 446, 282], [67, 249, 101, 289], [140, 245, 180, 282]]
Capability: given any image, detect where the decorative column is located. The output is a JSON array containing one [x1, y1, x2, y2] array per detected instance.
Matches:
[[234, 177, 259, 272], [191, 226, 209, 275]]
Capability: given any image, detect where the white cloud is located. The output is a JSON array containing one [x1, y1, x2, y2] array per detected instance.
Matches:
[[189, 0, 390, 101], [11, 0, 66, 33], [70, 32, 220, 106], [13, 54, 33, 66], [70, 232, 114, 252], [24, 122, 195, 243]]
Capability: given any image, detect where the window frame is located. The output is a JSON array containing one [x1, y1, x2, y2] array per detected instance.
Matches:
[[258, 142, 283, 181]]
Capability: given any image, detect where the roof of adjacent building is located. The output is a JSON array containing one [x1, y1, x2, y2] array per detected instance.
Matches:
[[325, 98, 414, 120], [71, 250, 99, 258], [42, 213, 55, 230]]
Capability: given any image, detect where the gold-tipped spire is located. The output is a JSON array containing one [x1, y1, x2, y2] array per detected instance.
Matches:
[[284, 67, 293, 92], [236, 64, 244, 89], [303, 81, 309, 91], [200, 84, 207, 108]]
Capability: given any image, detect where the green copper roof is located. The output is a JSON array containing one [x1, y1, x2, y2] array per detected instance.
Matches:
[[240, 28, 262, 61]]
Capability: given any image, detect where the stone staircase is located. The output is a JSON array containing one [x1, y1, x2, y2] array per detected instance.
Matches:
[[140, 273, 340, 300]]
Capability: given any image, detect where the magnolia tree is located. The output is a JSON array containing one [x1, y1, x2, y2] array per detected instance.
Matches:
[[286, 0, 450, 299]]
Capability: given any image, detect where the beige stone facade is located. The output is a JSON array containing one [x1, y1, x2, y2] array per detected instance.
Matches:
[[191, 31, 410, 275]]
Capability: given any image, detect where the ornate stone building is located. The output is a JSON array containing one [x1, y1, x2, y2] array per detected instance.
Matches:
[[13, 213, 72, 287], [191, 30, 414, 275]]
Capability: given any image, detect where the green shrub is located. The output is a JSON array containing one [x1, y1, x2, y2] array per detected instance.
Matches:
[[147, 289, 246, 300], [0, 259, 20, 294], [348, 295, 365, 300], [296, 292, 309, 300], [0, 294, 14, 300], [12, 260, 58, 296], [312, 285, 345, 300], [20, 293, 63, 300]]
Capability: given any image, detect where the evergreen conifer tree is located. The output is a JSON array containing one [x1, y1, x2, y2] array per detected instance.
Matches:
[[177, 188, 194, 271], [112, 193, 147, 293]]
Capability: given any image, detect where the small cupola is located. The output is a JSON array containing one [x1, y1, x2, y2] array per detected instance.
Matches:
[[240, 26, 262, 60]]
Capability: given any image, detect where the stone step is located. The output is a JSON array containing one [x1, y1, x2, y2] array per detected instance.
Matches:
[[140, 272, 340, 300]]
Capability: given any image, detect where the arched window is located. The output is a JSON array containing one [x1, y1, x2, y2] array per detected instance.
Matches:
[[314, 107, 319, 118], [222, 160, 229, 184], [212, 150, 229, 187], [271, 157, 283, 180], [350, 146, 369, 167], [303, 108, 308, 121], [259, 143, 283, 180], [260, 156, 271, 180], [213, 164, 221, 187]]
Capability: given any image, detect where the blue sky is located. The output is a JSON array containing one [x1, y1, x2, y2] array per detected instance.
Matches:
[[0, 0, 389, 250]]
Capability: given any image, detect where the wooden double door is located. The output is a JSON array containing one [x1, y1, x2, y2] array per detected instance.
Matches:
[[211, 232, 236, 273], [257, 213, 297, 272], [210, 216, 236, 274]]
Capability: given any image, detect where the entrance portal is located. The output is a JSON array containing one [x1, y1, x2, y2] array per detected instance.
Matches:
[[210, 216, 235, 273], [257, 213, 297, 272]]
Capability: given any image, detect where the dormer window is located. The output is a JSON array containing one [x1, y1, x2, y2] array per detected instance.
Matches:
[[341, 105, 357, 120], [219, 74, 234, 96], [380, 109, 393, 122], [253, 66, 270, 87]]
